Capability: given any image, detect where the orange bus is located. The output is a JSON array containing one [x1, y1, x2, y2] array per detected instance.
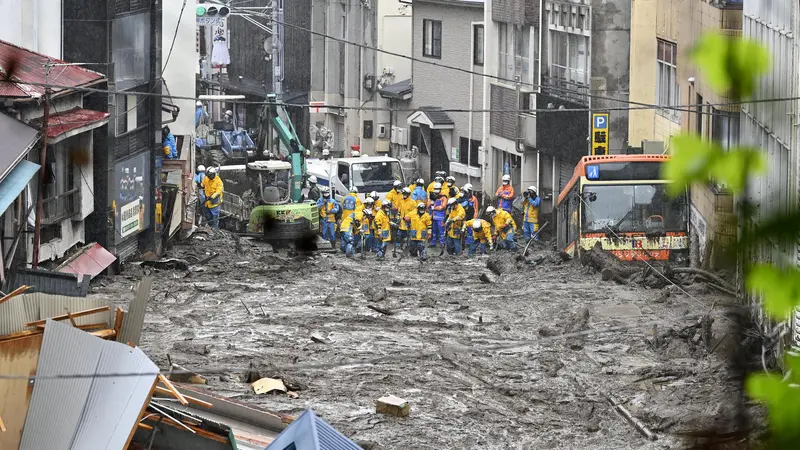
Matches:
[[556, 154, 689, 263]]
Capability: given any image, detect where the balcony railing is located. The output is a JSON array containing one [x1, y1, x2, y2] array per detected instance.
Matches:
[[41, 188, 80, 225], [542, 75, 589, 106]]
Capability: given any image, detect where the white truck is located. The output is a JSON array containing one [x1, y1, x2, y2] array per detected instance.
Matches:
[[306, 155, 406, 202]]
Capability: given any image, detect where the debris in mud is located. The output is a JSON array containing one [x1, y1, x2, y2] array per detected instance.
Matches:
[[376, 395, 410, 417], [168, 362, 208, 385], [563, 306, 591, 350], [363, 286, 388, 302], [646, 316, 715, 357], [479, 272, 496, 284], [137, 258, 190, 271], [171, 341, 212, 356], [633, 365, 697, 382], [193, 282, 221, 292], [311, 335, 329, 344], [252, 377, 288, 395], [391, 280, 407, 287], [367, 304, 394, 316]]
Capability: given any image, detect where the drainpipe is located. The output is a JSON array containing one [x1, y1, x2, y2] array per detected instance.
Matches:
[[481, 0, 491, 200], [467, 22, 476, 185]]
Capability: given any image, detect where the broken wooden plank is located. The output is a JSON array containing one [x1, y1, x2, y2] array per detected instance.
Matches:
[[0, 329, 43, 342], [0, 414, 6, 432], [367, 304, 394, 316], [113, 307, 125, 341], [76, 322, 109, 331], [0, 285, 30, 306], [137, 423, 153, 431], [65, 310, 78, 328], [25, 306, 111, 327], [158, 374, 189, 406], [89, 329, 117, 340], [608, 397, 657, 441], [153, 386, 213, 409]]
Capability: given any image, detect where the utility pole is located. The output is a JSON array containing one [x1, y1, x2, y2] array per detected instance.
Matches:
[[271, 0, 283, 99], [32, 62, 52, 269]]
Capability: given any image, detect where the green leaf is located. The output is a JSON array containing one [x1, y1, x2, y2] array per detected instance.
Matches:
[[747, 264, 800, 320], [691, 33, 770, 98], [662, 135, 720, 196], [746, 373, 800, 432], [708, 147, 765, 193]]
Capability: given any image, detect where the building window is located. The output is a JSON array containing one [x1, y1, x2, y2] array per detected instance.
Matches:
[[459, 137, 481, 168], [473, 24, 484, 66], [656, 39, 680, 123], [112, 12, 151, 91], [712, 108, 740, 150], [422, 20, 442, 58], [549, 30, 588, 86], [116, 94, 140, 136], [498, 23, 531, 84]]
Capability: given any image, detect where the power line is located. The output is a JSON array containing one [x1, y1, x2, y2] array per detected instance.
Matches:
[[0, 305, 749, 381]]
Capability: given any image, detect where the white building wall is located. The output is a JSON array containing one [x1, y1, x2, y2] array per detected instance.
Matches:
[[161, 0, 197, 136], [0, 0, 62, 58], [375, 0, 412, 153]]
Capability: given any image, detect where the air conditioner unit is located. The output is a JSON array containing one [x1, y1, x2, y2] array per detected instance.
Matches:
[[390, 126, 399, 144]]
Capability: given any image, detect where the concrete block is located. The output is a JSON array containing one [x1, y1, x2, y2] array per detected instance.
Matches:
[[376, 395, 410, 417]]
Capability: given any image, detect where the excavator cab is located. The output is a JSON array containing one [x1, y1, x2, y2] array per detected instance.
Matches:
[[246, 160, 292, 205]]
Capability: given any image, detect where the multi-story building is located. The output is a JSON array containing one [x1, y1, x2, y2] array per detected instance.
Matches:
[[64, 0, 164, 260], [628, 0, 743, 269], [405, 0, 484, 190], [481, 0, 629, 217], [741, 0, 799, 271]]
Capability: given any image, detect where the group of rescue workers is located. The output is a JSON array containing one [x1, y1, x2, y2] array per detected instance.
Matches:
[[312, 171, 542, 261]]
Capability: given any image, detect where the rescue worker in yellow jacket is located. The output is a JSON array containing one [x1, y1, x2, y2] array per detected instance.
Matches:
[[463, 218, 493, 255], [427, 172, 446, 198], [445, 176, 460, 198], [444, 197, 466, 255], [522, 185, 542, 241], [201, 167, 224, 229], [369, 190, 382, 209], [356, 207, 372, 254], [395, 188, 417, 252], [386, 180, 404, 206], [339, 211, 357, 257], [317, 187, 341, 246], [406, 202, 432, 261], [362, 197, 376, 252], [373, 202, 393, 260], [487, 206, 517, 251], [341, 186, 363, 219]]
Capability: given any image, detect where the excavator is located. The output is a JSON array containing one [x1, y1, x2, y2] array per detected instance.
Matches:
[[219, 95, 319, 242]]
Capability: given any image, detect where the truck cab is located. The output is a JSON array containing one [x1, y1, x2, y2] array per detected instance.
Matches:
[[306, 156, 405, 202]]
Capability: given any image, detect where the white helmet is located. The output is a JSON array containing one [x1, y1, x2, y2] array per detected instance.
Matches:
[[486, 206, 496, 214], [402, 187, 411, 195], [433, 182, 443, 191], [363, 208, 373, 216], [370, 190, 379, 199], [383, 200, 392, 208], [308, 175, 318, 184], [463, 183, 473, 191], [417, 178, 424, 185], [224, 110, 233, 116], [446, 176, 455, 183], [447, 197, 457, 206], [417, 202, 426, 209], [321, 186, 330, 194], [502, 174, 511, 183], [472, 220, 483, 230], [393, 180, 402, 188], [434, 176, 444, 183], [364, 197, 375, 205], [197, 164, 206, 172], [349, 186, 358, 193], [196, 101, 203, 107], [322, 149, 330, 156], [528, 185, 537, 192], [207, 167, 217, 175]]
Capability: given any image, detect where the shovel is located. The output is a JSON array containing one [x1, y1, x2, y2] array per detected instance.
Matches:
[[522, 221, 549, 257], [361, 233, 367, 260]]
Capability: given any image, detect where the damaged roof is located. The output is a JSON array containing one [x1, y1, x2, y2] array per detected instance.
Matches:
[[378, 78, 412, 101], [265, 409, 363, 450], [0, 40, 105, 99]]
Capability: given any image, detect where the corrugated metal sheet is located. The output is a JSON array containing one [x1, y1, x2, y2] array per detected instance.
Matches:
[[0, 293, 113, 336], [118, 277, 153, 346], [6, 267, 91, 297], [265, 409, 363, 450], [58, 242, 117, 281], [0, 112, 40, 182], [19, 320, 158, 450]]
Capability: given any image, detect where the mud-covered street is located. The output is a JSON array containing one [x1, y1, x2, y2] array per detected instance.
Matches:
[[89, 231, 741, 449]]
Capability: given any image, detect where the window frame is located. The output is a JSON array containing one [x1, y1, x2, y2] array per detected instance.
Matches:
[[656, 39, 681, 123], [473, 24, 484, 66], [498, 23, 532, 84], [422, 19, 442, 59]]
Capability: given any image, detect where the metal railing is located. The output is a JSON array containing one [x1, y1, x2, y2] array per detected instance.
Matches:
[[41, 188, 79, 225], [541, 75, 589, 105]]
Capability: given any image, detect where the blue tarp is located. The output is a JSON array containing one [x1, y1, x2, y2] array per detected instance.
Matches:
[[0, 159, 40, 214]]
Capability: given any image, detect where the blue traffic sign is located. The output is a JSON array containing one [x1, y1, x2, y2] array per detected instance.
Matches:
[[593, 114, 608, 129], [587, 165, 600, 179]]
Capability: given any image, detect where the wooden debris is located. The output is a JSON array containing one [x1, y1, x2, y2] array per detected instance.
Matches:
[[158, 374, 189, 405], [608, 397, 657, 441], [310, 335, 329, 344], [240, 299, 252, 315], [137, 423, 153, 431], [252, 377, 287, 395], [581, 242, 639, 282], [25, 305, 111, 327], [376, 395, 410, 417], [0, 329, 43, 342], [0, 414, 6, 432], [0, 285, 30, 306], [89, 329, 117, 340], [168, 363, 208, 385], [367, 304, 394, 316], [113, 307, 125, 341], [153, 386, 213, 409]]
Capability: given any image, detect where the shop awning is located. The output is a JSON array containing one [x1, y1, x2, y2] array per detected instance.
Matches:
[[57, 242, 117, 281], [0, 159, 40, 214], [40, 108, 110, 143], [407, 107, 454, 130]]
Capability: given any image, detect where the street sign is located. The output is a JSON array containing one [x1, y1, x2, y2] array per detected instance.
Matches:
[[591, 113, 609, 156], [197, 17, 225, 26], [310, 101, 326, 114], [587, 165, 600, 180]]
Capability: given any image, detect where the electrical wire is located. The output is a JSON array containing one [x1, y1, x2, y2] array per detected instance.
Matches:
[[0, 305, 753, 381]]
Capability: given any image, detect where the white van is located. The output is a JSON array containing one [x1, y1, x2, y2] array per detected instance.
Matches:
[[306, 156, 405, 202]]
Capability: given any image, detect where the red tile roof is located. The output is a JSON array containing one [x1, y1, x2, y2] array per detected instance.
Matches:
[[43, 108, 110, 139], [0, 40, 105, 99]]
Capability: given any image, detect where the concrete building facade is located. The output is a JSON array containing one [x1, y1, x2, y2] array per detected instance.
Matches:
[[0, 0, 62, 59], [407, 0, 484, 191], [628, 0, 742, 269]]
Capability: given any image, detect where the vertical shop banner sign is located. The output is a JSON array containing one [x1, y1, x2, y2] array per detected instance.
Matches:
[[112, 151, 151, 243]]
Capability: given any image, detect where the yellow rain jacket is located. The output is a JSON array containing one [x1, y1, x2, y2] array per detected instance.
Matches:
[[522, 197, 540, 224], [396, 196, 417, 231], [341, 193, 363, 219], [386, 188, 404, 207], [339, 212, 356, 234], [407, 211, 432, 241], [445, 182, 460, 198], [374, 209, 392, 242], [319, 199, 339, 222], [446, 203, 466, 239], [202, 176, 224, 208], [464, 219, 493, 245], [491, 209, 516, 239]]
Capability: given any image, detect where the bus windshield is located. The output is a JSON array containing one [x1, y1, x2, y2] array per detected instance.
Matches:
[[350, 161, 403, 192], [582, 184, 687, 233]]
